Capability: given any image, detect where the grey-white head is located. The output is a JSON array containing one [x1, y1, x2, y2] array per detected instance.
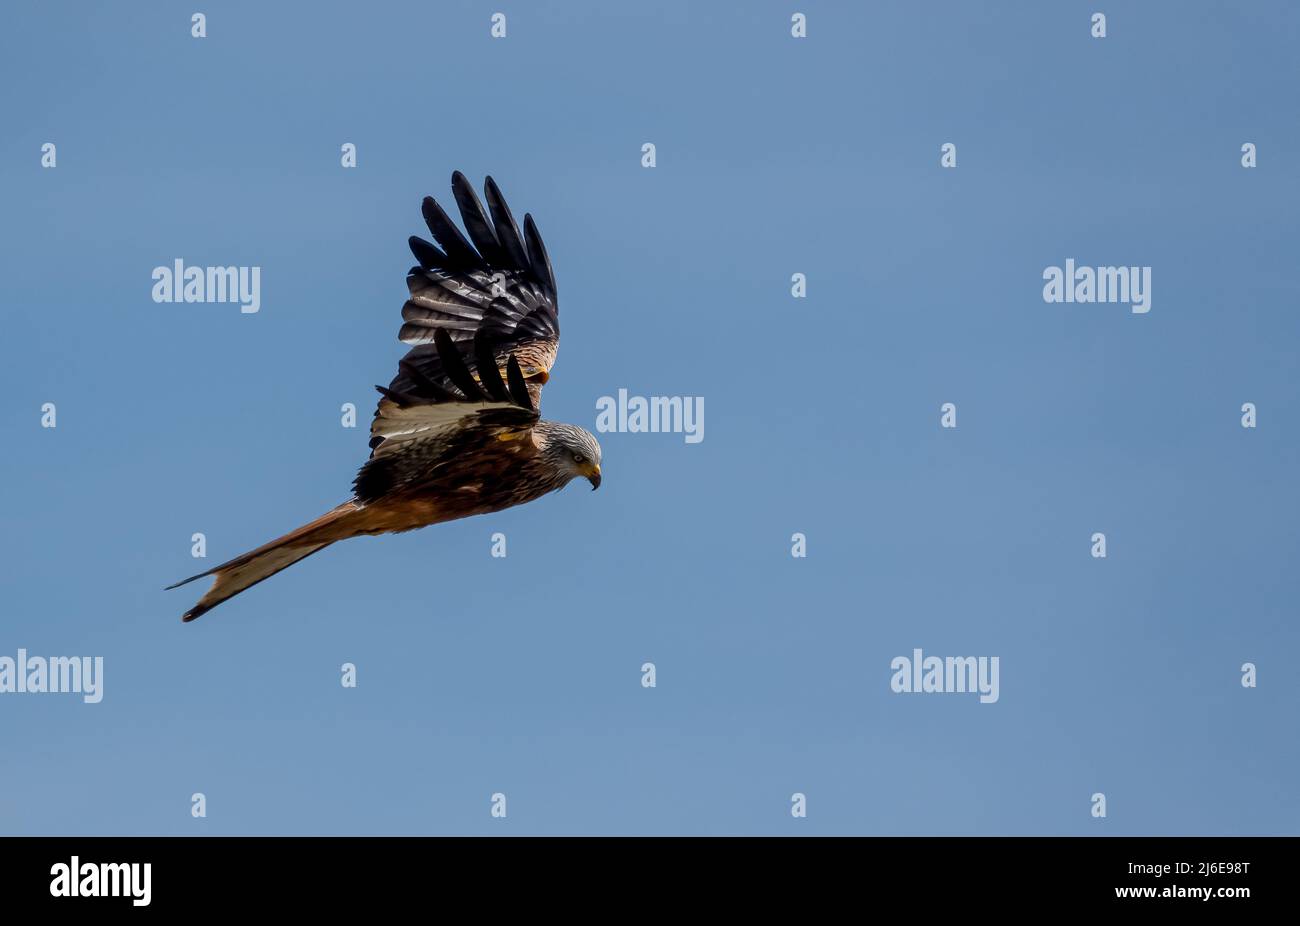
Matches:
[[537, 421, 603, 490]]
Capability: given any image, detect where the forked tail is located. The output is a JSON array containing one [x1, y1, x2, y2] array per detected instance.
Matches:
[[167, 501, 361, 622]]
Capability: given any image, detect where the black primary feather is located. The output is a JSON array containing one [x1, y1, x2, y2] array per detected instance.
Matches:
[[506, 354, 532, 410], [422, 196, 479, 267], [473, 331, 511, 402], [484, 176, 529, 270], [408, 235, 446, 270], [523, 213, 556, 296], [451, 171, 504, 266], [434, 328, 484, 400]]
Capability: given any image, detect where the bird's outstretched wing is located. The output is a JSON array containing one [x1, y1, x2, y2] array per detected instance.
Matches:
[[381, 171, 559, 426], [356, 327, 539, 503]]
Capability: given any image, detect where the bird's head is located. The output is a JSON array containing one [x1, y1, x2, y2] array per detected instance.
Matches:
[[540, 423, 603, 490]]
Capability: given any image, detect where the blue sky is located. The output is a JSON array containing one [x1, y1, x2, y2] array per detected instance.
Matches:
[[1, 1, 1297, 834]]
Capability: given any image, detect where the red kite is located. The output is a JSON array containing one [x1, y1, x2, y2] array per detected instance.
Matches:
[[169, 173, 601, 621]]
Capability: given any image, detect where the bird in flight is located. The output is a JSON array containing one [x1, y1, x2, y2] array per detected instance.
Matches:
[[169, 172, 602, 622]]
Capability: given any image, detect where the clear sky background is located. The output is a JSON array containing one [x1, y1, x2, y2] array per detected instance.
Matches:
[[1, 1, 1297, 835]]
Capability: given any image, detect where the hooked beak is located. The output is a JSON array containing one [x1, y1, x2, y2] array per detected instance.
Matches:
[[587, 465, 601, 491]]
